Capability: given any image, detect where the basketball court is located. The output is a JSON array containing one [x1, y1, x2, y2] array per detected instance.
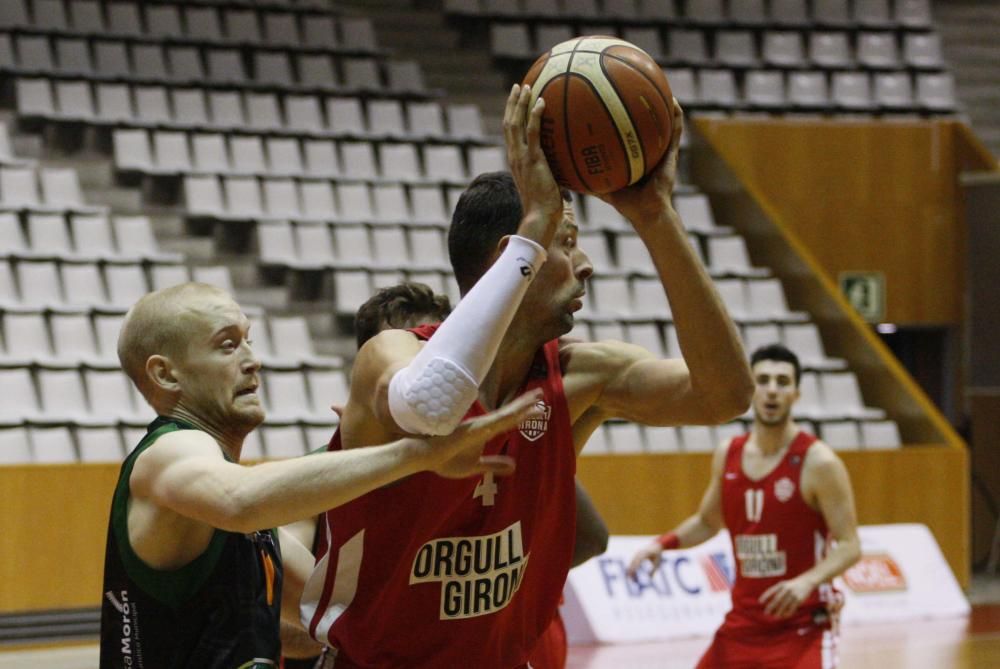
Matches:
[[1, 608, 999, 668]]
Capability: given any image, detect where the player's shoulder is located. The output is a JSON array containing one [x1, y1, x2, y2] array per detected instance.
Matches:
[[147, 426, 220, 455], [131, 427, 224, 485], [711, 439, 732, 468], [803, 437, 845, 473], [355, 328, 423, 372]]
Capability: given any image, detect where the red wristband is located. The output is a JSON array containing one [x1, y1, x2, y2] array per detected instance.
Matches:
[[656, 531, 680, 550]]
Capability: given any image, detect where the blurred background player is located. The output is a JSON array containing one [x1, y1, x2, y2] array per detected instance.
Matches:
[[100, 282, 541, 668], [299, 86, 750, 667], [281, 282, 609, 668], [628, 344, 861, 669]]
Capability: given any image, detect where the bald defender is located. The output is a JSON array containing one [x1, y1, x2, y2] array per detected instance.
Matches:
[[99, 282, 542, 668]]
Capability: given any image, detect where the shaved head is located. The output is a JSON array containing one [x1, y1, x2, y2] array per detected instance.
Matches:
[[118, 282, 234, 400]]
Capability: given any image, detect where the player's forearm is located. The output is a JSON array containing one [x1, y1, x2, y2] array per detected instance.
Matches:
[[638, 210, 752, 422], [218, 441, 430, 533], [800, 535, 862, 591], [671, 513, 719, 548]]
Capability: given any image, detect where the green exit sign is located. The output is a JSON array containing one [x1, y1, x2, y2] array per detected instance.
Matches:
[[839, 271, 885, 322]]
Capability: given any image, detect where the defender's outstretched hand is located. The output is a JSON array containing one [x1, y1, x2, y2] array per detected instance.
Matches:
[[427, 389, 545, 479]]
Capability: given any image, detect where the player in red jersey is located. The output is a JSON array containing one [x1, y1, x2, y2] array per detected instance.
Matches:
[[301, 85, 753, 668], [628, 344, 861, 669], [282, 283, 609, 668]]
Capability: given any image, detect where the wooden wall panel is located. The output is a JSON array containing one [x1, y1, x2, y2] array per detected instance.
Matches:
[[694, 119, 966, 325], [0, 445, 969, 613], [0, 464, 119, 611]]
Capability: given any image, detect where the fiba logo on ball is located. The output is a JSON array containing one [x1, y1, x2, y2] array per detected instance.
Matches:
[[522, 36, 674, 194]]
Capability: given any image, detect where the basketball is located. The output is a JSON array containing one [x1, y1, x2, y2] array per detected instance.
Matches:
[[521, 36, 674, 195]]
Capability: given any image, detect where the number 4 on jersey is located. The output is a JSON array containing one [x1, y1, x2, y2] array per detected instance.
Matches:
[[473, 472, 498, 506]]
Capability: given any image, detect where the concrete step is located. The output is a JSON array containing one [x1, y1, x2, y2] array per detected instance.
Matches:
[[41, 156, 115, 190], [10, 133, 43, 160], [238, 285, 289, 312], [83, 186, 143, 212], [146, 213, 187, 238], [158, 235, 216, 260]]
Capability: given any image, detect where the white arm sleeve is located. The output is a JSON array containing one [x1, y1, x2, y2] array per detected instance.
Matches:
[[388, 235, 547, 435]]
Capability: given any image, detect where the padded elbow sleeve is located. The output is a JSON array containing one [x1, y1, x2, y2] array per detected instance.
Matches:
[[388, 357, 479, 436]]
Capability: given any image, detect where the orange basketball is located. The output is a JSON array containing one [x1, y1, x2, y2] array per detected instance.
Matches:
[[522, 36, 674, 195]]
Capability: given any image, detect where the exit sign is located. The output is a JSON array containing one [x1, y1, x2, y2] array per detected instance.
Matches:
[[839, 271, 885, 322]]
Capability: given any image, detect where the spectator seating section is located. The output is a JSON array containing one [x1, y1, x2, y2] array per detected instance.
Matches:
[[458, 0, 953, 115], [0, 0, 910, 461]]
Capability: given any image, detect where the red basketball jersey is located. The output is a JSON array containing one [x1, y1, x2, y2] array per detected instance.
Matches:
[[301, 326, 577, 669], [720, 431, 838, 634]]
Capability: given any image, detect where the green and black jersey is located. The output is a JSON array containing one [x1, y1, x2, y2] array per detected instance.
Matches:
[[99, 417, 283, 669]]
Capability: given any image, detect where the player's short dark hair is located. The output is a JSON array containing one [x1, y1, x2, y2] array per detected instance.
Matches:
[[750, 343, 802, 385], [447, 171, 572, 294], [354, 282, 452, 349]]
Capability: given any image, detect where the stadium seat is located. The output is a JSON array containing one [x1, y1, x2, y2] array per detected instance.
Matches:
[[743, 323, 781, 354], [61, 262, 106, 307], [854, 0, 893, 28], [84, 370, 143, 423], [627, 323, 666, 358], [810, 32, 852, 69], [631, 277, 671, 319], [832, 72, 875, 112], [874, 72, 915, 110], [607, 422, 644, 454], [77, 426, 125, 463], [861, 420, 902, 449], [905, 33, 945, 70], [728, 0, 764, 23], [150, 264, 190, 291], [668, 29, 710, 66], [50, 313, 100, 366], [716, 31, 758, 68], [698, 70, 739, 107], [680, 425, 715, 452], [261, 425, 306, 459], [821, 371, 885, 419], [263, 370, 313, 422], [857, 33, 901, 70], [896, 0, 933, 28], [812, 0, 851, 28], [821, 420, 862, 450], [622, 27, 664, 61], [29, 426, 78, 464], [787, 71, 830, 111], [917, 72, 957, 112], [644, 426, 680, 453], [763, 31, 806, 68], [743, 70, 785, 109], [579, 424, 610, 455]]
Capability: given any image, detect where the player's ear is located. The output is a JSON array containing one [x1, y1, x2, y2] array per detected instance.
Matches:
[[146, 354, 181, 395], [491, 235, 512, 264]]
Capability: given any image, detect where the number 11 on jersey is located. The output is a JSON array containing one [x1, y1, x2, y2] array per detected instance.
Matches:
[[745, 488, 764, 523], [474, 472, 498, 506]]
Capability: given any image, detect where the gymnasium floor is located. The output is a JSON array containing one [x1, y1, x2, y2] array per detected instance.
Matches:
[[3, 583, 999, 668]]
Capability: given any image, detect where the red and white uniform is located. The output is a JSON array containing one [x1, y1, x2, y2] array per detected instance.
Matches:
[[301, 325, 577, 669], [697, 431, 840, 669]]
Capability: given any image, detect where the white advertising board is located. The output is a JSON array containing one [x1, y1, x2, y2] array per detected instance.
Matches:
[[563, 524, 969, 645]]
